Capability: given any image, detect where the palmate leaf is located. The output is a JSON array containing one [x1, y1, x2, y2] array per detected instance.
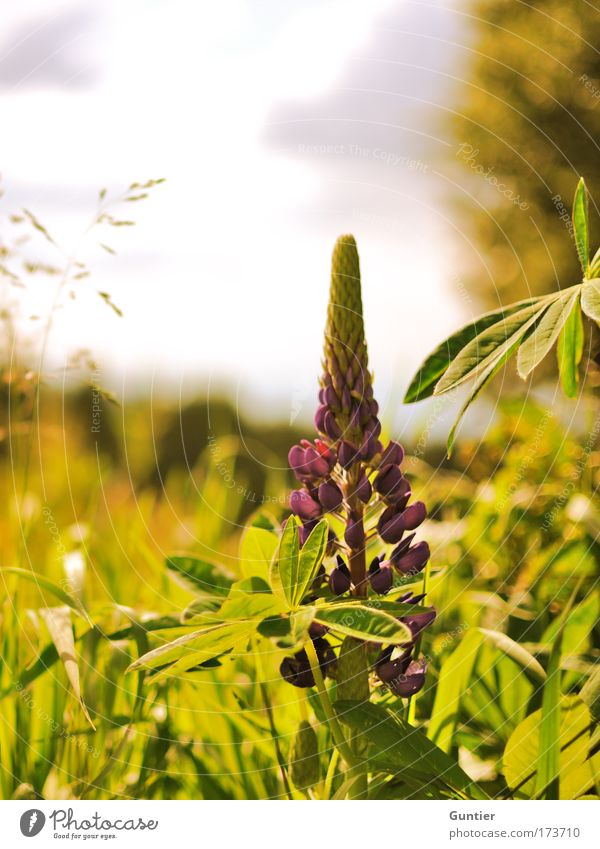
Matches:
[[314, 603, 412, 644], [517, 287, 579, 378], [435, 298, 551, 395], [127, 620, 256, 680], [0, 567, 92, 624], [166, 555, 234, 597], [335, 699, 489, 800], [403, 297, 541, 403], [239, 525, 278, 582], [557, 294, 584, 399], [572, 177, 589, 275], [294, 520, 328, 607]]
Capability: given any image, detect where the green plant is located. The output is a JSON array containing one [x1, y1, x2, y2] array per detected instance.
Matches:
[[405, 179, 600, 453]]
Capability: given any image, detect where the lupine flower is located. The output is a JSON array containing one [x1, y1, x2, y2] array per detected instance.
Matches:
[[280, 638, 337, 688], [282, 235, 434, 697]]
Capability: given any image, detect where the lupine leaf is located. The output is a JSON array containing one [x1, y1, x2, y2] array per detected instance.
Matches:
[[557, 295, 584, 398], [435, 300, 551, 395], [166, 555, 234, 596], [293, 520, 328, 607], [517, 288, 579, 378], [314, 603, 411, 643], [240, 525, 278, 582], [572, 177, 589, 275], [269, 518, 299, 608], [581, 279, 600, 324], [580, 663, 600, 723], [403, 298, 541, 403], [589, 247, 600, 278], [335, 700, 489, 799], [127, 620, 256, 679], [446, 337, 520, 456]]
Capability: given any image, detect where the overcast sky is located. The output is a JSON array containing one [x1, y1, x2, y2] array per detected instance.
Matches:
[[0, 0, 479, 431]]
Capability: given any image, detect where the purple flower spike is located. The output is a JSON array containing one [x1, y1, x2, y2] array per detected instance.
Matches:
[[380, 440, 404, 466], [369, 561, 393, 595], [394, 540, 430, 575], [290, 489, 321, 521], [344, 518, 365, 549], [323, 410, 342, 440], [318, 480, 343, 512], [401, 501, 427, 530], [387, 660, 427, 698]]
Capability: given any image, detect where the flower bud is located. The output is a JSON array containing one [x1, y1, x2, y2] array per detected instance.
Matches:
[[318, 480, 343, 512], [279, 655, 315, 688], [354, 472, 372, 503], [401, 501, 427, 530], [387, 660, 427, 698], [309, 620, 328, 638], [329, 558, 351, 595], [323, 410, 342, 440], [290, 489, 321, 521], [338, 440, 358, 469], [288, 444, 307, 478], [378, 506, 406, 544], [304, 445, 330, 478], [369, 560, 393, 595], [374, 464, 405, 498], [380, 440, 404, 467], [324, 385, 341, 411], [375, 647, 411, 683], [344, 518, 365, 549], [401, 609, 436, 640], [394, 540, 430, 575], [314, 405, 328, 433]]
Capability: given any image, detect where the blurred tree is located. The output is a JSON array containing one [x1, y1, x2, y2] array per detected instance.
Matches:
[[448, 0, 600, 307]]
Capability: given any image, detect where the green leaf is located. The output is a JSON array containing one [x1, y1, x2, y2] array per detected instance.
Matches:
[[0, 567, 92, 624], [435, 300, 550, 395], [403, 298, 541, 403], [40, 607, 95, 729], [557, 295, 584, 398], [517, 289, 579, 378], [428, 629, 484, 752], [580, 663, 600, 724], [240, 526, 278, 582], [504, 696, 595, 799], [335, 700, 489, 800], [446, 338, 517, 456], [166, 556, 234, 596], [269, 519, 299, 608], [581, 279, 600, 324], [589, 247, 600, 277], [217, 590, 285, 622], [293, 520, 328, 607], [572, 177, 589, 275], [478, 628, 547, 685], [127, 620, 255, 680], [314, 603, 412, 644]]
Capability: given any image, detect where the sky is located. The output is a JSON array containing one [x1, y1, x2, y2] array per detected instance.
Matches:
[[0, 0, 480, 431]]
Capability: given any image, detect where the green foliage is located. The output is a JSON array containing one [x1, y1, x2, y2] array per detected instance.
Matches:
[[406, 180, 600, 451]]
